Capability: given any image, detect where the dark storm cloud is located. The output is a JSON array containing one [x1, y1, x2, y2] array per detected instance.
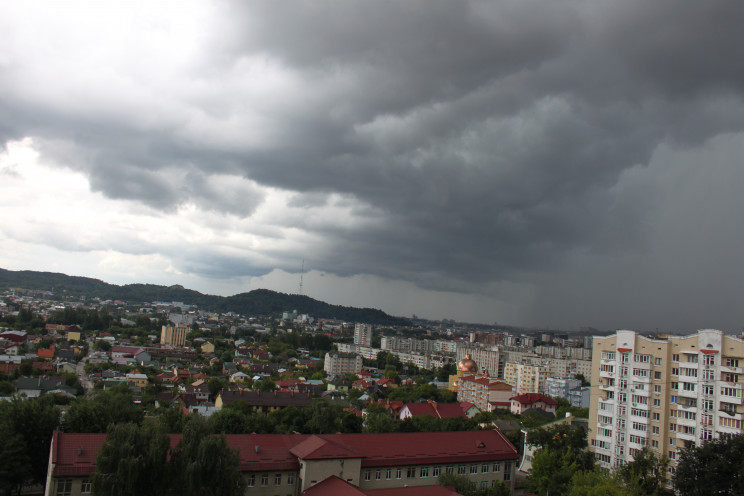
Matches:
[[3, 0, 744, 315]]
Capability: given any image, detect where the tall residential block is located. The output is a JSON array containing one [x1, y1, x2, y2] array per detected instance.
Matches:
[[160, 323, 188, 347], [503, 362, 548, 395], [589, 329, 744, 476], [324, 352, 363, 377], [354, 323, 373, 346]]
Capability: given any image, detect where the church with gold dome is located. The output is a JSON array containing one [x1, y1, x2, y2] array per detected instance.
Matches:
[[448, 353, 480, 391]]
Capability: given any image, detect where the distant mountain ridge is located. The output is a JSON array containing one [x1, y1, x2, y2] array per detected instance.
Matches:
[[0, 268, 409, 326]]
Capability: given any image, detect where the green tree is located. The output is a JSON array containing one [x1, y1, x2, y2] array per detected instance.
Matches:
[[209, 408, 248, 434], [92, 422, 171, 496], [567, 470, 631, 496], [169, 416, 245, 496], [674, 434, 744, 496], [0, 395, 60, 489], [61, 387, 144, 433], [528, 447, 580, 496], [0, 425, 31, 496], [618, 447, 671, 495]]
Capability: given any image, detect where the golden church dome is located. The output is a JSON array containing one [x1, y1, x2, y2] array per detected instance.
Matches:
[[457, 354, 478, 373]]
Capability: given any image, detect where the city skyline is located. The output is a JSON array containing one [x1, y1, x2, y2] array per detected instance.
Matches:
[[2, 1, 744, 332]]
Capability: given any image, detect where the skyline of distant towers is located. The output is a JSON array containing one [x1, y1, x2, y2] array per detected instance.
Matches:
[[354, 323, 373, 346]]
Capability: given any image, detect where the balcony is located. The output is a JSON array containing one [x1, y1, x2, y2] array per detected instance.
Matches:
[[600, 369, 615, 379], [676, 416, 697, 428], [678, 388, 698, 399], [719, 394, 744, 405], [718, 409, 743, 421], [677, 430, 696, 442], [630, 388, 650, 397]]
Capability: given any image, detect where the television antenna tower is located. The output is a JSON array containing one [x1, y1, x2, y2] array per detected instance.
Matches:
[[298, 259, 305, 296]]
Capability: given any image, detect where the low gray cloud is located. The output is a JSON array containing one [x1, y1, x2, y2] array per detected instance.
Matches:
[[2, 0, 744, 328]]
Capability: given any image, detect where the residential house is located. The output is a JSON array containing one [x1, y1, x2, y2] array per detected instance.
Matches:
[[509, 393, 558, 416], [398, 401, 468, 421], [215, 390, 312, 412]]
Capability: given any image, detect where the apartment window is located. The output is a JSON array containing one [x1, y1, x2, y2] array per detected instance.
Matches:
[[724, 373, 739, 383], [703, 355, 715, 366], [703, 385, 714, 395], [458, 465, 466, 475], [652, 413, 660, 421], [81, 480, 91, 494], [407, 467, 416, 478], [653, 399, 661, 407], [261, 474, 268, 487], [670, 437, 676, 445], [396, 468, 402, 479], [247, 475, 255, 487], [654, 385, 662, 393], [470, 464, 478, 475], [688, 355, 698, 363], [654, 371, 662, 380], [287, 474, 295, 485], [365, 470, 371, 481], [446, 466, 454, 474], [386, 468, 392, 480], [726, 358, 739, 368], [56, 480, 72, 496], [275, 474, 282, 486], [376, 470, 381, 480], [654, 357, 662, 366], [652, 426, 660, 434], [419, 467, 428, 478], [482, 464, 489, 473], [651, 440, 659, 448], [672, 354, 680, 362], [433, 467, 441, 477], [493, 463, 501, 472], [504, 462, 512, 481]]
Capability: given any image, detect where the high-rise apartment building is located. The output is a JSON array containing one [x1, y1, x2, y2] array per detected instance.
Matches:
[[160, 323, 188, 347], [324, 352, 363, 377], [503, 362, 548, 395], [589, 329, 744, 475], [354, 323, 373, 346]]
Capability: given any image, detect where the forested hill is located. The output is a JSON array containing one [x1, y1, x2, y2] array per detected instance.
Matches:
[[0, 268, 409, 325]]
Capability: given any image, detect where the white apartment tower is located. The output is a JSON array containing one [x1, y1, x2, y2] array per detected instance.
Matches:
[[589, 329, 744, 476], [354, 323, 373, 347]]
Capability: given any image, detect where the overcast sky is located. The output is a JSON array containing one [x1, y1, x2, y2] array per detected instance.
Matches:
[[2, 1, 744, 332]]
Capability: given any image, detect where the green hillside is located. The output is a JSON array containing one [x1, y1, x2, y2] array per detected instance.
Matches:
[[0, 268, 408, 325]]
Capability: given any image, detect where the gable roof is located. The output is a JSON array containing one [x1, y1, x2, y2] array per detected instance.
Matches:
[[290, 435, 361, 460], [302, 475, 367, 496], [402, 401, 466, 419]]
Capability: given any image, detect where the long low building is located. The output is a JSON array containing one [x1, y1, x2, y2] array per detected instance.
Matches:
[[45, 429, 518, 496]]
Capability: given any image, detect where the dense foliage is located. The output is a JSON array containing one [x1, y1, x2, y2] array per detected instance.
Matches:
[[673, 435, 744, 496], [0, 396, 60, 495]]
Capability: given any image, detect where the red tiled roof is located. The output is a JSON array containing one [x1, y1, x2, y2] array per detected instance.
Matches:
[[291, 435, 361, 459], [302, 475, 366, 495], [403, 402, 466, 419], [366, 485, 462, 496], [50, 429, 517, 477], [509, 393, 558, 406]]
